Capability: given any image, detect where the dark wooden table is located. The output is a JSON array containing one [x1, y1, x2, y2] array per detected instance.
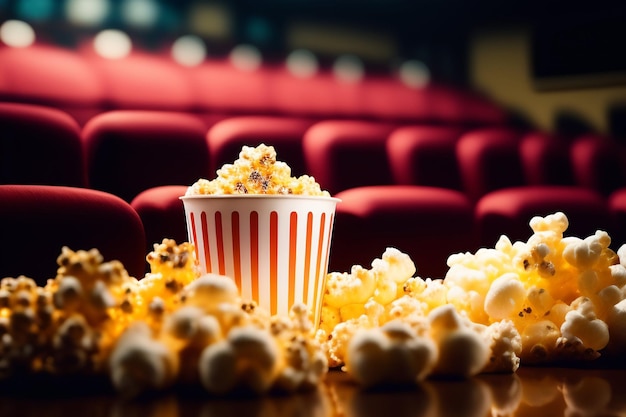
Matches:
[[0, 366, 624, 417]]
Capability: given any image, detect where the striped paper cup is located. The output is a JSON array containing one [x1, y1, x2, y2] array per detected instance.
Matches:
[[180, 194, 339, 325]]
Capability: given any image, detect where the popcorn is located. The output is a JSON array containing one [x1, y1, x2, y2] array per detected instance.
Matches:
[[319, 248, 416, 335], [323, 267, 377, 309], [4, 205, 626, 396], [560, 297, 609, 352], [109, 322, 178, 398], [476, 319, 522, 373], [199, 326, 279, 394], [428, 305, 490, 377], [316, 211, 626, 387], [0, 239, 329, 397], [519, 320, 561, 363], [180, 273, 241, 328], [483, 272, 526, 320], [270, 303, 328, 393], [605, 299, 626, 355], [185, 144, 329, 197], [344, 320, 436, 388]]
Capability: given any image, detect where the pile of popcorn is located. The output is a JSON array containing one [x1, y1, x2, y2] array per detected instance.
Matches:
[[318, 212, 626, 388], [185, 144, 330, 197], [0, 240, 326, 397], [2, 211, 626, 396]]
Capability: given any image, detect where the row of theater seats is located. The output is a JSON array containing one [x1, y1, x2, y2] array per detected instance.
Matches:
[[0, 42, 507, 127], [3, 101, 626, 283]]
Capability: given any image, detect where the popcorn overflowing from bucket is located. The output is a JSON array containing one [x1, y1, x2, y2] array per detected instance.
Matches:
[[181, 144, 339, 324]]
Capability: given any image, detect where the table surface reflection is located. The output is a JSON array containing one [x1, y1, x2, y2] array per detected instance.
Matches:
[[1, 366, 625, 417]]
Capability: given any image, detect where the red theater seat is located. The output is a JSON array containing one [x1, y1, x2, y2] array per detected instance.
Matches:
[[0, 102, 85, 187], [269, 69, 344, 118], [361, 76, 431, 122], [82, 110, 210, 202], [302, 120, 396, 195], [0, 185, 146, 283], [386, 125, 465, 189], [609, 189, 626, 247], [81, 48, 194, 112], [476, 186, 610, 246], [519, 131, 575, 186], [207, 116, 315, 177], [453, 87, 509, 126], [186, 59, 275, 126], [130, 185, 189, 254], [456, 127, 525, 202], [0, 44, 104, 125], [458, 129, 611, 246], [570, 134, 626, 196], [331, 185, 476, 279]]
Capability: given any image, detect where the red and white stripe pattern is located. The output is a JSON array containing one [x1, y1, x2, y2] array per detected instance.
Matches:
[[183, 196, 338, 325]]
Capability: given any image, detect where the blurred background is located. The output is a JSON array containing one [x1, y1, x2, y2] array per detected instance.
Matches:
[[1, 0, 626, 136]]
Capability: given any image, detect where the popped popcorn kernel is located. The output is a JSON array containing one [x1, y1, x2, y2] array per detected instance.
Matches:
[[185, 144, 330, 197], [345, 320, 436, 388]]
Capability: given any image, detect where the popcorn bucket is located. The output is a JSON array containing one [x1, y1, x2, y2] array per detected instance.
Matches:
[[180, 195, 339, 325]]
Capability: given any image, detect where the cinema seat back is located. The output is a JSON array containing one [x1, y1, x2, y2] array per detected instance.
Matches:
[[0, 185, 147, 283]]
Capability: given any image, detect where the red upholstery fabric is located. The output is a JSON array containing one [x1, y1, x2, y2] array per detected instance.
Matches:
[[361, 77, 431, 122], [386, 125, 465, 189], [570, 134, 626, 196], [130, 185, 189, 254], [187, 59, 274, 114], [0, 102, 85, 187], [519, 131, 574, 186], [608, 188, 626, 247], [331, 185, 476, 279], [456, 127, 524, 201], [82, 110, 210, 202], [324, 77, 366, 119], [270, 69, 351, 118], [302, 120, 396, 195], [476, 186, 610, 246], [455, 87, 509, 126], [82, 49, 194, 112], [363, 82, 506, 126], [207, 116, 315, 177], [0, 185, 146, 283], [0, 44, 104, 125]]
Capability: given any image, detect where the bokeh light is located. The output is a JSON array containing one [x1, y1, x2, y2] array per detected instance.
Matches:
[[333, 54, 364, 83], [121, 0, 159, 29], [188, 1, 232, 39], [15, 0, 55, 22], [93, 29, 132, 59], [244, 16, 273, 45], [399, 59, 431, 88], [65, 0, 110, 27], [157, 3, 181, 31], [229, 44, 262, 71], [0, 20, 36, 47], [171, 35, 206, 67], [286, 49, 318, 78]]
